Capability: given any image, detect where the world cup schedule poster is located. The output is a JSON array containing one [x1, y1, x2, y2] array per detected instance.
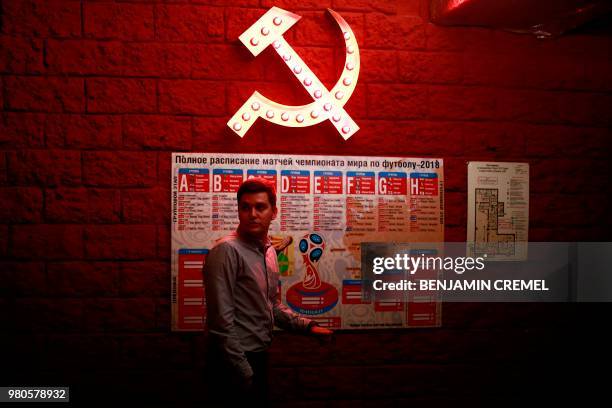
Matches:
[[171, 153, 444, 331]]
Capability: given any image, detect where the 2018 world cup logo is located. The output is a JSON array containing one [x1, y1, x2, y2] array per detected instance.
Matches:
[[300, 233, 324, 289], [286, 233, 338, 315]]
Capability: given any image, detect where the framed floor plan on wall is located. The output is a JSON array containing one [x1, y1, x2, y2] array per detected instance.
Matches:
[[467, 161, 530, 261]]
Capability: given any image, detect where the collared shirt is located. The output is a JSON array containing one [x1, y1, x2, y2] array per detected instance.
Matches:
[[203, 231, 312, 379]]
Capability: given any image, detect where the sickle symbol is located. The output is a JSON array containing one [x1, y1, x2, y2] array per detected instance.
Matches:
[[227, 7, 360, 140]]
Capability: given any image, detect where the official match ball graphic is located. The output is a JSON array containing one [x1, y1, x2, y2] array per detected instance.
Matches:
[[286, 233, 338, 315]]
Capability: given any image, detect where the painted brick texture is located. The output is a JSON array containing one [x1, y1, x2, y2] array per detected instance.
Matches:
[[1, 0, 610, 405]]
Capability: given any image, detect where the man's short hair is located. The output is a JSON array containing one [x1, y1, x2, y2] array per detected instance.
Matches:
[[237, 178, 277, 208]]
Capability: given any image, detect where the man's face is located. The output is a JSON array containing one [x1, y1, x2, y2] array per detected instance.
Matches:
[[237, 192, 277, 239]]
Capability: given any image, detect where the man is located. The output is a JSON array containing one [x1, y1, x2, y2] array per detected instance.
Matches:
[[203, 178, 332, 405]]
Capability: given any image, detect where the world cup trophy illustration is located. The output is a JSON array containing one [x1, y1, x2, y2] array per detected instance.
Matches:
[[286, 233, 338, 314]]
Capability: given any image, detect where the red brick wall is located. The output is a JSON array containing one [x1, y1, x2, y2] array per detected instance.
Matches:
[[1, 0, 610, 405]]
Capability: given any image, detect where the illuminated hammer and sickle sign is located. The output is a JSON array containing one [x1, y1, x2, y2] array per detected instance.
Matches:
[[227, 7, 361, 140]]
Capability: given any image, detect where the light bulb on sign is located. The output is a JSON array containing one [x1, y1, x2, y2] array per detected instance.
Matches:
[[226, 7, 361, 140]]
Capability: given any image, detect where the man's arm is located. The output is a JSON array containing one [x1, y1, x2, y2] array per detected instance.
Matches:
[[267, 248, 331, 335], [203, 243, 253, 380], [263, 245, 311, 332], [270, 289, 312, 333], [271, 291, 333, 337]]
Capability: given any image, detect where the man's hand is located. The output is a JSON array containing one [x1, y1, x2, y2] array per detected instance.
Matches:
[[309, 324, 333, 345], [310, 325, 333, 336]]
